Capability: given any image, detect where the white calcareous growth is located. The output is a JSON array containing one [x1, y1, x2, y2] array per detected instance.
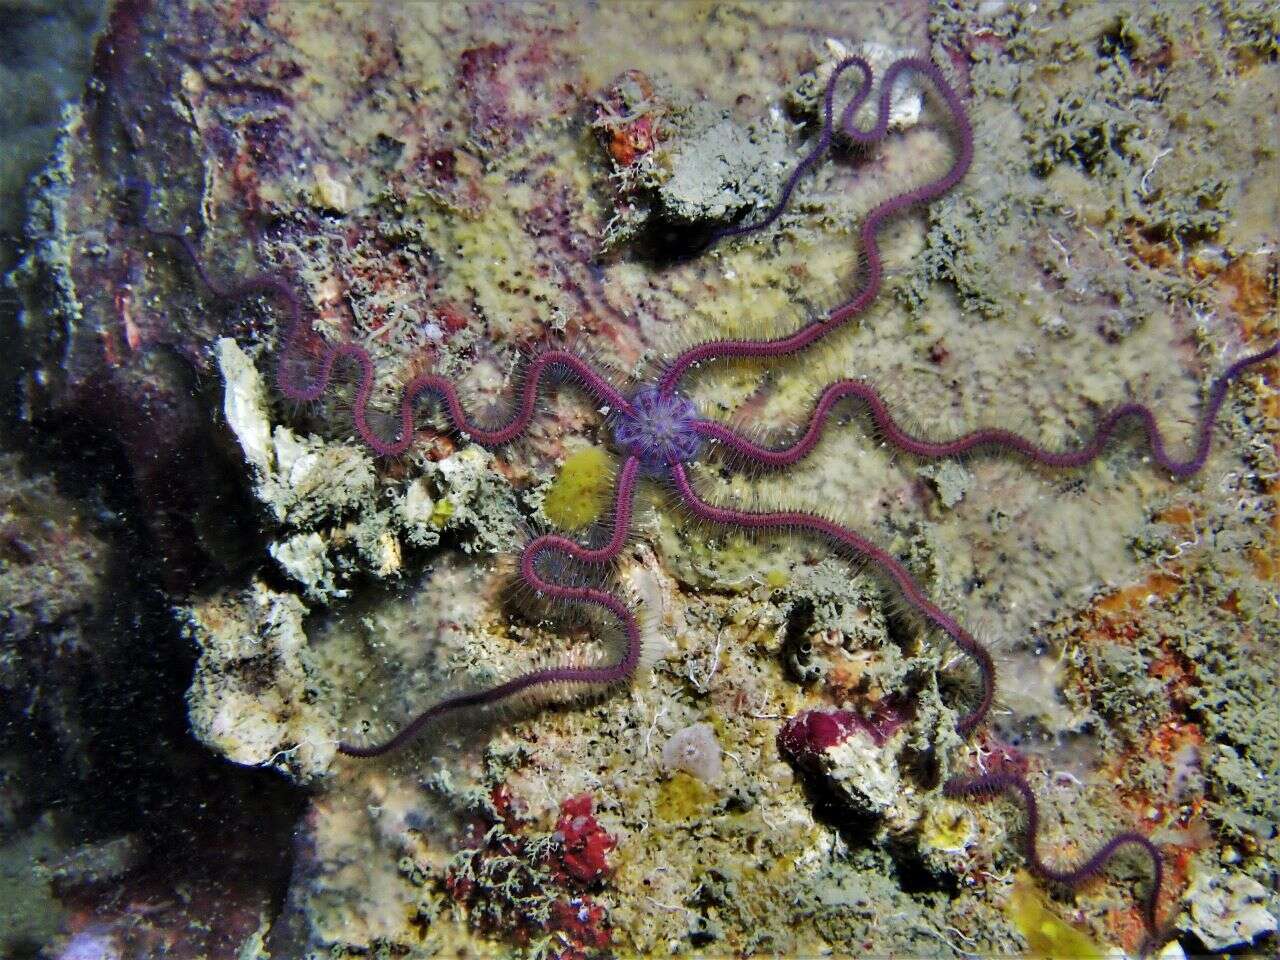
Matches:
[[218, 337, 274, 476], [185, 580, 339, 781], [661, 722, 723, 783], [1181, 869, 1277, 951]]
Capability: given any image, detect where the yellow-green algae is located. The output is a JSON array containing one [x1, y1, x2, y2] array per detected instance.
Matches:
[[1007, 870, 1107, 959], [542, 446, 615, 530], [655, 771, 718, 822]]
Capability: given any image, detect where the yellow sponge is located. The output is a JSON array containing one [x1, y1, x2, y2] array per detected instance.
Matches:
[[543, 447, 615, 530]]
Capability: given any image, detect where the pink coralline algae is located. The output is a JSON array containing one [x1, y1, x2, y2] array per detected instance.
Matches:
[[778, 705, 909, 770], [553, 793, 617, 886], [443, 787, 615, 956]]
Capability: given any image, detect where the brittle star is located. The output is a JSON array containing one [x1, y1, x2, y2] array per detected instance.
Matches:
[[135, 55, 1277, 943]]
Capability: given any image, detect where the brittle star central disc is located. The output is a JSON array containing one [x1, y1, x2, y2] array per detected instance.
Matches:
[[611, 387, 703, 470]]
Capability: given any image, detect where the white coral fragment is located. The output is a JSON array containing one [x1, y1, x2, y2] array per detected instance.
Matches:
[[270, 532, 344, 602], [825, 732, 901, 815], [217, 337, 377, 527], [425, 445, 524, 553], [185, 581, 338, 781], [1181, 869, 1277, 951], [398, 478, 437, 535], [219, 338, 274, 476]]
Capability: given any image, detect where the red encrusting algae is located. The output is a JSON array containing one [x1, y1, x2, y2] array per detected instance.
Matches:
[[553, 794, 617, 885]]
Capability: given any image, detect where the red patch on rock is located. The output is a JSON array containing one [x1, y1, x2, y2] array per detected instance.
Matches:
[[608, 114, 655, 166], [549, 897, 612, 957], [490, 783, 529, 831], [553, 794, 616, 885], [778, 703, 909, 768], [458, 42, 512, 84], [426, 148, 456, 182], [594, 70, 663, 168], [436, 302, 470, 333]]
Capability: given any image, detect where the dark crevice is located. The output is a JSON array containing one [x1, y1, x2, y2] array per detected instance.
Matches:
[[781, 598, 818, 685]]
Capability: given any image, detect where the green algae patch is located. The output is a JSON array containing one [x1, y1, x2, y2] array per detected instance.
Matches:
[[543, 447, 616, 530], [656, 771, 716, 822], [429, 496, 455, 529]]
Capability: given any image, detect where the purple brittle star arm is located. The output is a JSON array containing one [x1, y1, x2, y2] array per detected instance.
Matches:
[[659, 56, 974, 394], [290, 345, 634, 457], [705, 57, 874, 245], [669, 462, 993, 735], [522, 455, 641, 567], [944, 771, 1164, 935], [691, 342, 1280, 475], [130, 188, 633, 457], [338, 456, 644, 758]]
